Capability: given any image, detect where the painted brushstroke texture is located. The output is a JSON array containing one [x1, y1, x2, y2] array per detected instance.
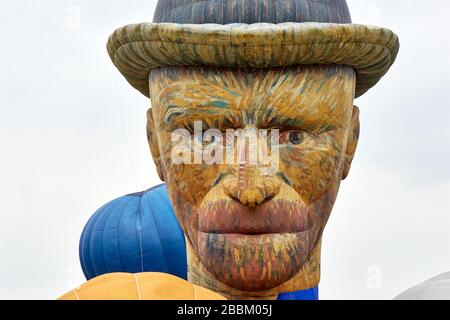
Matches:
[[153, 0, 352, 24], [107, 22, 399, 98], [147, 64, 360, 298]]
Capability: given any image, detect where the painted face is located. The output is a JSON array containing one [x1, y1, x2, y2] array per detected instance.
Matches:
[[148, 65, 358, 292]]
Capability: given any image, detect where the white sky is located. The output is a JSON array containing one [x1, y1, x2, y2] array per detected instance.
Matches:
[[0, 0, 449, 300]]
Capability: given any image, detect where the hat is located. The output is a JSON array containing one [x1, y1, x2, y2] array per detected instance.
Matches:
[[107, 0, 399, 98]]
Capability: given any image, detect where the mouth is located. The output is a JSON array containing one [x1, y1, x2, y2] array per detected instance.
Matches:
[[197, 199, 311, 235], [197, 230, 310, 248]]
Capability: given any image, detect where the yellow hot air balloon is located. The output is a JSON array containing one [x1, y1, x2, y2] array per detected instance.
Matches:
[[58, 272, 226, 300]]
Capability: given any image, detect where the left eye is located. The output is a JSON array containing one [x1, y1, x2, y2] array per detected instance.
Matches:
[[280, 131, 306, 145], [288, 132, 303, 145]]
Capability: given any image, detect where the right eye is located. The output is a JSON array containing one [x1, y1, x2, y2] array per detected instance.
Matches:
[[193, 134, 203, 145], [194, 132, 225, 147]]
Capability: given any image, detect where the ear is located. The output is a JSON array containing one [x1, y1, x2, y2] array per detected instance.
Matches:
[[146, 108, 165, 181], [342, 105, 360, 180]]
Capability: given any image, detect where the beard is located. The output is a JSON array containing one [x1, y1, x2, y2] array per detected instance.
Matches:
[[176, 192, 333, 291], [198, 198, 324, 291], [197, 231, 312, 291]]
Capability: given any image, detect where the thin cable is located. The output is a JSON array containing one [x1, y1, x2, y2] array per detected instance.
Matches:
[[134, 274, 142, 300], [141, 6, 155, 21], [137, 196, 145, 272], [112, 70, 138, 189], [73, 289, 80, 300]]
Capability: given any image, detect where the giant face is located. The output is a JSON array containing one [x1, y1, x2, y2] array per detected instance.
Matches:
[[147, 64, 360, 296]]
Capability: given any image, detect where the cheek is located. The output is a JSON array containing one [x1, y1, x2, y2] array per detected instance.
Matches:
[[158, 132, 228, 206], [279, 132, 346, 203], [169, 164, 227, 205]]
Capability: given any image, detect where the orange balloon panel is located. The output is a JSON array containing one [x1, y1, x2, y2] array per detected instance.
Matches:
[[58, 273, 226, 300]]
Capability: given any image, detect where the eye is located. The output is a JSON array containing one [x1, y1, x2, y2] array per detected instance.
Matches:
[[193, 134, 203, 145], [193, 132, 224, 147], [288, 132, 303, 145], [280, 131, 306, 146], [203, 135, 219, 147]]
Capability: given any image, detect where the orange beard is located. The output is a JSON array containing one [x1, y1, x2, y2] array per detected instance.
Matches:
[[174, 186, 336, 292]]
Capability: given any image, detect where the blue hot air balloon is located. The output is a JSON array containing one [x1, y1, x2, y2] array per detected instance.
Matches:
[[79, 184, 187, 280], [278, 287, 319, 300]]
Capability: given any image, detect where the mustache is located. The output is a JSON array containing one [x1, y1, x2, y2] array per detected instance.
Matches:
[[197, 199, 311, 235]]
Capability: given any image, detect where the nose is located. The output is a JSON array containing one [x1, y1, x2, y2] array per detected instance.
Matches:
[[223, 166, 281, 209]]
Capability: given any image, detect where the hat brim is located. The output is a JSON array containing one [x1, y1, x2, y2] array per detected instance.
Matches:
[[107, 22, 399, 98]]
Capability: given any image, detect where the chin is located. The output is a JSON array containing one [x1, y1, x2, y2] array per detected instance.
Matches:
[[196, 230, 312, 292]]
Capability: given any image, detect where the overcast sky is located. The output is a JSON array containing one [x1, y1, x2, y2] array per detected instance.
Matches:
[[0, 0, 449, 300]]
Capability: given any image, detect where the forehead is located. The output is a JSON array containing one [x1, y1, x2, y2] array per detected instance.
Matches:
[[149, 65, 355, 129]]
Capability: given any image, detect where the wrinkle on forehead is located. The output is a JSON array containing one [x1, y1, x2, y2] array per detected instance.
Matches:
[[149, 65, 356, 130]]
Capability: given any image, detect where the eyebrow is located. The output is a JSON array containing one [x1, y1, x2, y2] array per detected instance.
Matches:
[[163, 104, 316, 134], [163, 105, 242, 132], [260, 114, 303, 130], [158, 82, 342, 132]]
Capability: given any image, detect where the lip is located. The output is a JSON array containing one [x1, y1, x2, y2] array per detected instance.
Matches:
[[198, 199, 310, 235], [198, 231, 310, 244]]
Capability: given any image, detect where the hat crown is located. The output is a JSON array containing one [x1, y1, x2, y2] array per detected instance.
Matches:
[[153, 0, 352, 24]]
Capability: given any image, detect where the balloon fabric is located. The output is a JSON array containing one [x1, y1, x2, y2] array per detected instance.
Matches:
[[79, 184, 187, 280]]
